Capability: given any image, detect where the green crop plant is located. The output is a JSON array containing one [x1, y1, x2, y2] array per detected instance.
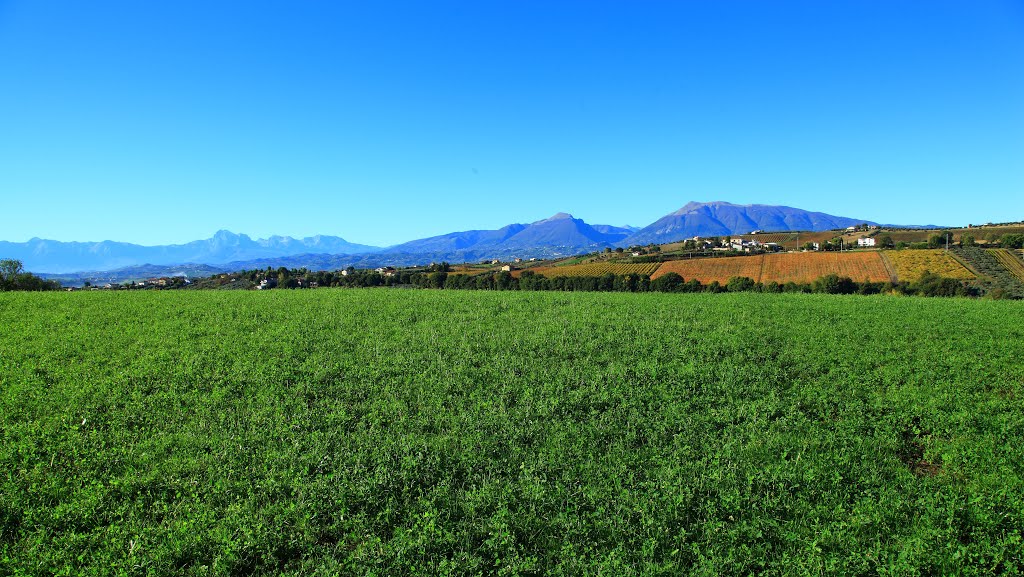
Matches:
[[2, 290, 1023, 575]]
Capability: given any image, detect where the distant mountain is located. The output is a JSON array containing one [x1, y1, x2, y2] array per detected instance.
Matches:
[[388, 223, 529, 254], [5, 202, 922, 276], [0, 230, 381, 273], [392, 213, 635, 254], [622, 201, 876, 245], [40, 263, 230, 287]]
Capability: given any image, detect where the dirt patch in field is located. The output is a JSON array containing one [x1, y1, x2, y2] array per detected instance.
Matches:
[[899, 418, 943, 477]]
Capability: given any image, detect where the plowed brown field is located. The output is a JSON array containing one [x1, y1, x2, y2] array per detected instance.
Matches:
[[652, 251, 891, 284], [530, 263, 661, 278], [651, 256, 764, 284], [762, 252, 890, 283]]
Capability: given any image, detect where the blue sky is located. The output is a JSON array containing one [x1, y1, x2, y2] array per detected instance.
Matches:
[[2, 1, 1022, 246]]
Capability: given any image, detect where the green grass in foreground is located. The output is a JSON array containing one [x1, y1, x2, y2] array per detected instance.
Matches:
[[2, 290, 1023, 576]]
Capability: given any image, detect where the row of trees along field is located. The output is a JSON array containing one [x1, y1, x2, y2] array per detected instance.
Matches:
[[233, 265, 987, 298], [0, 259, 60, 291]]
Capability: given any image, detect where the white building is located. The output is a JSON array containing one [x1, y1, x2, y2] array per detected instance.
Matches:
[[857, 237, 876, 247]]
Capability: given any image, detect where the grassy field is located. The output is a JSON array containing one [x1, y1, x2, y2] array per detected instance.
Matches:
[[3, 290, 1024, 575]]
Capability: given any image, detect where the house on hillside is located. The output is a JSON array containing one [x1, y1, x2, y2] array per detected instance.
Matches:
[[500, 265, 516, 272], [857, 237, 876, 247], [731, 239, 763, 252]]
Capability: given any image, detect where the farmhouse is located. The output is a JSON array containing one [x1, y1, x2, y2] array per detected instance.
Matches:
[[857, 237, 876, 247]]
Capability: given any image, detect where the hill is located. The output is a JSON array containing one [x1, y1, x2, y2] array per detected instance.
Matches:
[[392, 213, 635, 254], [623, 201, 874, 245]]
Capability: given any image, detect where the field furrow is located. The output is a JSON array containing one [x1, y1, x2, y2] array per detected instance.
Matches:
[[761, 251, 890, 284], [651, 255, 764, 284], [531, 262, 661, 277], [991, 249, 1024, 283]]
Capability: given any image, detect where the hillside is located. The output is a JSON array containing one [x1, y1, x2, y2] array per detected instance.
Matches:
[[623, 201, 874, 245]]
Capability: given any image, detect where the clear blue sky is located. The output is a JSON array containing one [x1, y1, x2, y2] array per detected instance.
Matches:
[[2, 1, 1022, 246]]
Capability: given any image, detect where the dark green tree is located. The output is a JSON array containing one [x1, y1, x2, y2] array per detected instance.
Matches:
[[651, 272, 684, 292], [0, 258, 24, 289], [726, 276, 756, 292]]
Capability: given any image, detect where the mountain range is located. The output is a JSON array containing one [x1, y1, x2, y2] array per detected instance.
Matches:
[[0, 231, 379, 274], [7, 201, 891, 275]]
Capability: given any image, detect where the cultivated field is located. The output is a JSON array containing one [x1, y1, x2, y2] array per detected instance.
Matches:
[[761, 251, 891, 284], [651, 251, 891, 285], [650, 255, 764, 284], [882, 249, 976, 281], [530, 262, 661, 278], [990, 249, 1024, 283], [3, 291, 1023, 575]]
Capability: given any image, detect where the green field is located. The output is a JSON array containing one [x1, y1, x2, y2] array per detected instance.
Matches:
[[2, 291, 1024, 575]]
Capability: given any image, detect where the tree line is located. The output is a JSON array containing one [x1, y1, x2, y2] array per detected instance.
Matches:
[[256, 266, 985, 298], [0, 259, 61, 291]]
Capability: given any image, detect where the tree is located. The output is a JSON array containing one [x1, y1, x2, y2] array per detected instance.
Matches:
[[0, 258, 60, 291], [813, 274, 857, 294], [960, 234, 976, 247], [726, 276, 756, 292], [495, 271, 516, 290], [427, 271, 448, 289], [0, 259, 24, 289], [879, 235, 895, 249], [1000, 234, 1024, 249], [651, 272, 683, 292], [928, 231, 952, 249]]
